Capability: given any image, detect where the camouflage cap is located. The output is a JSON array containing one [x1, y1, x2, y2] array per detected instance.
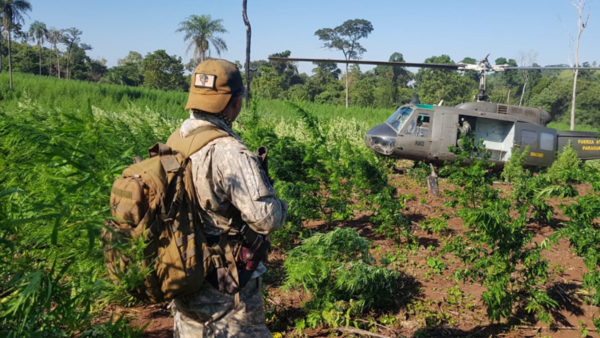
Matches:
[[185, 59, 244, 113]]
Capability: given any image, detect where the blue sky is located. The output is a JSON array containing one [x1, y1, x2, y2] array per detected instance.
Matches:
[[28, 0, 600, 75]]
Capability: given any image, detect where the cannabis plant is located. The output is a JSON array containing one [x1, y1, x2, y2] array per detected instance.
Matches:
[[284, 228, 400, 328]]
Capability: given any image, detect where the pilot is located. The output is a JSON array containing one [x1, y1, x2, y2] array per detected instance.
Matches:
[[416, 116, 424, 136], [455, 118, 472, 148]]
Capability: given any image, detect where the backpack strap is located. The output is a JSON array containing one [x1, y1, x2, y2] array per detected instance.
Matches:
[[166, 125, 230, 159], [168, 124, 242, 306]]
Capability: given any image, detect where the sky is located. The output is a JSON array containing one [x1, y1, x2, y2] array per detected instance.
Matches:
[[27, 0, 600, 75]]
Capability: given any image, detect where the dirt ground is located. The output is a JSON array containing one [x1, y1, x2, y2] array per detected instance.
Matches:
[[115, 169, 599, 338]]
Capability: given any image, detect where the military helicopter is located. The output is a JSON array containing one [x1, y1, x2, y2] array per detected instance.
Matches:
[[269, 55, 600, 167]]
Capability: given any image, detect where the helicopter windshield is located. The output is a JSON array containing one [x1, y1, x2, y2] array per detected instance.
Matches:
[[386, 107, 414, 132]]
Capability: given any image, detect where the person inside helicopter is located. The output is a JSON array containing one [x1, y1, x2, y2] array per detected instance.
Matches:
[[456, 117, 472, 148]]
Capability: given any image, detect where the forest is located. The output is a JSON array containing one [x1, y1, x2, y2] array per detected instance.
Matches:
[[2, 16, 600, 129]]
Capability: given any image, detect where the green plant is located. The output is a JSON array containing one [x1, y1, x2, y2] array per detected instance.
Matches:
[[284, 228, 401, 328], [501, 146, 530, 183], [555, 192, 600, 306], [426, 257, 446, 275], [548, 141, 590, 183], [409, 160, 430, 187], [81, 314, 148, 338], [443, 135, 557, 323], [419, 217, 449, 235], [578, 319, 589, 337]]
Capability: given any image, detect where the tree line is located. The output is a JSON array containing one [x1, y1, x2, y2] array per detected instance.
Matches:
[[1, 2, 599, 127]]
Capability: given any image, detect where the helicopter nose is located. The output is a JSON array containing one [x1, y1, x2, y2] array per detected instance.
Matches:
[[365, 124, 397, 155]]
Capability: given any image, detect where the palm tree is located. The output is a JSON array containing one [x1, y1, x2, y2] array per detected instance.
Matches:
[[61, 27, 81, 80], [29, 20, 47, 75], [47, 27, 62, 78], [176, 14, 227, 64], [0, 0, 32, 90]]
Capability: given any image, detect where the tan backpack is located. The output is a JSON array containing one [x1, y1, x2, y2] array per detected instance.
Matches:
[[101, 125, 231, 303]]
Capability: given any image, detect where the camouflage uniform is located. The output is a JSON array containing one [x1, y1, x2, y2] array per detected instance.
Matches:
[[172, 112, 287, 338], [457, 120, 471, 135]]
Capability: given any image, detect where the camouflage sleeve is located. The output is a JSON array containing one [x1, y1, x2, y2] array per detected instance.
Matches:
[[215, 139, 287, 235]]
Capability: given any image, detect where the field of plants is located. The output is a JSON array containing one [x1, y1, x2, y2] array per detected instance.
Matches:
[[1, 73, 600, 338]]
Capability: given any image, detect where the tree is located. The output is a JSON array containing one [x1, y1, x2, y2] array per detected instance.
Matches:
[[0, 0, 32, 90], [61, 27, 82, 80], [415, 55, 474, 105], [460, 57, 479, 82], [87, 58, 107, 82], [176, 14, 227, 63], [315, 19, 374, 108], [109, 51, 144, 86], [141, 49, 186, 91], [565, 0, 591, 131], [28, 20, 47, 75], [46, 27, 62, 78], [67, 43, 92, 80], [252, 65, 284, 100], [312, 61, 341, 84], [0, 24, 4, 72], [118, 50, 143, 66], [372, 52, 414, 106], [242, 0, 251, 107], [268, 50, 302, 88], [517, 50, 538, 106]]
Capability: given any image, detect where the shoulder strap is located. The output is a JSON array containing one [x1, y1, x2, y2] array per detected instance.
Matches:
[[167, 125, 229, 159]]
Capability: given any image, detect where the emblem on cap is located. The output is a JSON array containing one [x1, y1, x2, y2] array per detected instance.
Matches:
[[194, 73, 216, 89]]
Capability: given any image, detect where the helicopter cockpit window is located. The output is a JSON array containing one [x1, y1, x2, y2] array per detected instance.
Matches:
[[415, 114, 430, 137], [386, 107, 413, 132], [405, 113, 430, 137]]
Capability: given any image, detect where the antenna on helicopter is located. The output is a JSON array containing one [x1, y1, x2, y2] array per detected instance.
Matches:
[[410, 93, 420, 104]]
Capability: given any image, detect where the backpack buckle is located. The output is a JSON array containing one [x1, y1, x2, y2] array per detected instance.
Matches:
[[160, 155, 181, 173]]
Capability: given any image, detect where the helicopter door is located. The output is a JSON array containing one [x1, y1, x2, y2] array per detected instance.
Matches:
[[430, 113, 458, 161], [514, 122, 556, 167], [398, 111, 431, 160]]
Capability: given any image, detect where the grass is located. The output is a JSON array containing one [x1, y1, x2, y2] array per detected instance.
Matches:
[[0, 73, 393, 128], [547, 121, 599, 132]]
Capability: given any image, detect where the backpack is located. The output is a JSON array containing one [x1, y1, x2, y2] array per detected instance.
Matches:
[[101, 125, 230, 304]]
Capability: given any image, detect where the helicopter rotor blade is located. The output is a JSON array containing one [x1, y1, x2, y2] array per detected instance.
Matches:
[[504, 66, 600, 70], [269, 57, 600, 72], [268, 57, 461, 70]]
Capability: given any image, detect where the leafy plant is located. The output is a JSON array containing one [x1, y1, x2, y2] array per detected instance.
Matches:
[[284, 228, 401, 328], [81, 313, 148, 338], [548, 141, 589, 183], [556, 192, 600, 306], [501, 146, 529, 183], [443, 135, 557, 323], [426, 257, 446, 275], [419, 217, 449, 235]]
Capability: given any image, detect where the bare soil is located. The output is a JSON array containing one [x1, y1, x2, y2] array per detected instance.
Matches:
[[114, 170, 599, 338]]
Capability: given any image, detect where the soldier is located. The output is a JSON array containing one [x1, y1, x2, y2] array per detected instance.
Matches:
[[456, 117, 471, 136], [455, 117, 472, 148], [172, 59, 287, 338]]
